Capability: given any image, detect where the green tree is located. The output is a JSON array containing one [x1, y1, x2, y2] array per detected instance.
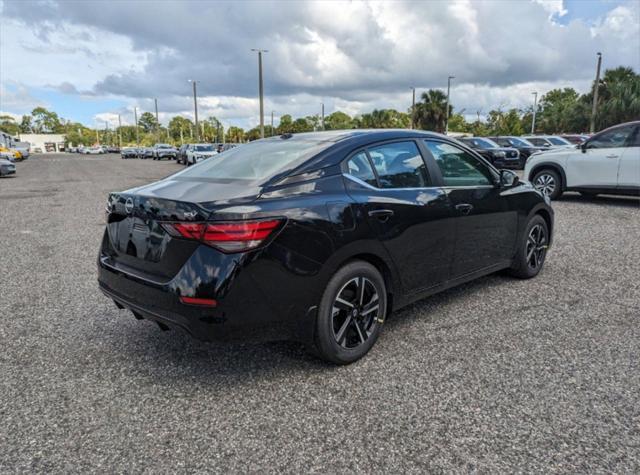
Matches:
[[31, 107, 63, 133], [415, 90, 449, 132], [225, 126, 245, 143], [324, 111, 354, 130], [0, 115, 20, 136], [168, 116, 194, 143], [277, 114, 294, 134], [486, 108, 524, 135], [595, 66, 640, 129], [19, 115, 33, 133], [446, 113, 470, 133], [137, 112, 158, 133]]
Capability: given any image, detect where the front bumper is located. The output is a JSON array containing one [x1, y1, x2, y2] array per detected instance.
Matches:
[[1, 166, 16, 176]]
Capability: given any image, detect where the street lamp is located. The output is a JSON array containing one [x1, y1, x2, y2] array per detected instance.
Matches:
[[410, 87, 416, 130], [445, 76, 455, 134], [251, 49, 268, 138], [134, 107, 140, 146], [590, 52, 602, 134], [321, 103, 325, 130], [531, 92, 538, 134], [188, 79, 199, 141], [271, 111, 274, 136]]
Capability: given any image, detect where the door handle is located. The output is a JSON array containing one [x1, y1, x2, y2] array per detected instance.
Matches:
[[606, 154, 619, 159], [455, 203, 474, 215], [368, 209, 394, 221]]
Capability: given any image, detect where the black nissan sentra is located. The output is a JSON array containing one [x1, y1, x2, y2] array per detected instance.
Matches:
[[98, 130, 553, 364]]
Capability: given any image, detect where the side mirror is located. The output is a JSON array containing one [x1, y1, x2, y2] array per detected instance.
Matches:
[[499, 169, 520, 188]]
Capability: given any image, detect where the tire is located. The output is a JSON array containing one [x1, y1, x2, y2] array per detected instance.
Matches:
[[509, 215, 549, 279], [532, 169, 562, 199], [313, 261, 387, 365]]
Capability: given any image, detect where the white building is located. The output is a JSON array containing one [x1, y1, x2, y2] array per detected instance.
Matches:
[[18, 134, 67, 153]]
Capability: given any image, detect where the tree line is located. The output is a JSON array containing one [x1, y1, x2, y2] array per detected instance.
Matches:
[[1, 66, 637, 146]]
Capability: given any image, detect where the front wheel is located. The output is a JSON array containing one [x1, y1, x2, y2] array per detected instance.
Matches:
[[313, 261, 387, 365], [532, 169, 562, 200], [509, 215, 549, 279]]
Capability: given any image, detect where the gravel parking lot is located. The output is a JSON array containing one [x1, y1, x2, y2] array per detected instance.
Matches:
[[1, 153, 639, 473]]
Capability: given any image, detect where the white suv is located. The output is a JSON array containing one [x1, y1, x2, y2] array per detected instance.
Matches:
[[186, 143, 218, 165], [524, 121, 640, 199]]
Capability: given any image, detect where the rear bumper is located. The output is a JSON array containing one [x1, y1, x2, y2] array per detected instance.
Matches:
[[97, 241, 323, 343]]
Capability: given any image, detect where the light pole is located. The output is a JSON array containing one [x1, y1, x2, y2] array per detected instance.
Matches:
[[531, 92, 538, 134], [117, 114, 122, 149], [445, 75, 455, 134], [410, 87, 416, 130], [251, 49, 268, 138], [134, 107, 140, 146], [188, 79, 199, 141], [590, 52, 602, 134], [321, 103, 325, 130], [271, 111, 274, 136], [154, 98, 159, 142]]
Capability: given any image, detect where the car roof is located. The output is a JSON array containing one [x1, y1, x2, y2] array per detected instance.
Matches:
[[261, 129, 447, 145]]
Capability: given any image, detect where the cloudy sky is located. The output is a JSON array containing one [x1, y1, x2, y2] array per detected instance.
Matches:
[[1, 0, 639, 130]]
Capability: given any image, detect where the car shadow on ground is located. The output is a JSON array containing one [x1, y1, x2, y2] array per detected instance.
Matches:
[[557, 192, 640, 208], [104, 272, 508, 381]]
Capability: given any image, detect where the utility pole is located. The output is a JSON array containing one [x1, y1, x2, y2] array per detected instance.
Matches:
[[189, 79, 199, 141], [410, 87, 416, 129], [180, 127, 184, 145], [154, 98, 159, 143], [590, 52, 602, 134], [321, 103, 325, 130], [117, 114, 122, 149], [134, 107, 140, 146], [271, 111, 274, 136], [445, 76, 455, 134], [105, 121, 109, 145], [251, 49, 268, 138], [531, 92, 538, 134]]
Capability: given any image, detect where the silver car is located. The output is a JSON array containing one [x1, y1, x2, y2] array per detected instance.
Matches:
[[0, 157, 16, 176]]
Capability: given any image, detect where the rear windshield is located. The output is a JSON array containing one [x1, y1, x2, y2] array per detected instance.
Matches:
[[194, 145, 214, 151], [547, 136, 571, 145], [466, 138, 498, 149], [175, 138, 331, 181]]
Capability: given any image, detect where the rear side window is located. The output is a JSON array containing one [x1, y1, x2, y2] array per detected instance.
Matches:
[[346, 152, 377, 186], [424, 140, 494, 187], [367, 141, 429, 188]]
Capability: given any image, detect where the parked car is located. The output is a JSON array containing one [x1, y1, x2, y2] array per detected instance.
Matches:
[[0, 147, 21, 161], [524, 121, 640, 199], [121, 147, 139, 159], [176, 144, 189, 165], [83, 146, 105, 155], [488, 136, 547, 168], [457, 137, 521, 168], [560, 134, 590, 145], [0, 157, 16, 177], [522, 135, 574, 149], [98, 130, 554, 364], [186, 144, 218, 165], [105, 146, 121, 154], [153, 143, 178, 160], [137, 147, 154, 159]]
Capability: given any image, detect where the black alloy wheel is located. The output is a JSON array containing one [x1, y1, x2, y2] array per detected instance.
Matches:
[[509, 215, 549, 279], [313, 261, 387, 364]]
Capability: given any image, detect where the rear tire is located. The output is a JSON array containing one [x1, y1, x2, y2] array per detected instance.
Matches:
[[509, 215, 549, 279], [532, 169, 562, 200], [313, 261, 387, 365]]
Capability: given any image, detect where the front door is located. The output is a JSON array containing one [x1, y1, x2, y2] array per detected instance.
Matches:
[[567, 124, 637, 188], [343, 141, 454, 294], [422, 140, 518, 278]]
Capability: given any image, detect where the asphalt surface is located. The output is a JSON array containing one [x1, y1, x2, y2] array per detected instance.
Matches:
[[1, 153, 639, 473]]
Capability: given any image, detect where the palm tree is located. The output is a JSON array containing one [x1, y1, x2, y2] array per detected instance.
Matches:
[[415, 89, 450, 133]]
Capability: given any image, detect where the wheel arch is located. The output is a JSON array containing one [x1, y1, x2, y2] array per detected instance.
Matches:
[[529, 162, 567, 191]]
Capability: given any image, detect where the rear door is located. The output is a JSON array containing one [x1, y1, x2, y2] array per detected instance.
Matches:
[[567, 124, 636, 188], [343, 140, 454, 294], [617, 125, 640, 189], [422, 139, 518, 278]]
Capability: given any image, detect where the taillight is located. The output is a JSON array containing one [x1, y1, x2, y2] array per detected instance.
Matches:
[[162, 219, 284, 253]]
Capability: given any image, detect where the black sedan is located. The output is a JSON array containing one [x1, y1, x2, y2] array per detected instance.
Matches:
[[98, 130, 553, 364], [458, 137, 521, 169], [121, 147, 138, 159], [488, 136, 548, 167]]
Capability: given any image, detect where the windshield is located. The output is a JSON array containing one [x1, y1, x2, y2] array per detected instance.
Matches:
[[156, 144, 171, 148], [468, 138, 499, 149], [508, 137, 533, 147], [175, 138, 332, 181], [526, 137, 549, 146], [194, 145, 214, 152], [547, 136, 571, 146]]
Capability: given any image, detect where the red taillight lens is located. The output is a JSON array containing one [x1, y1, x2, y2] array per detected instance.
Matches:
[[179, 296, 218, 307], [162, 219, 283, 253]]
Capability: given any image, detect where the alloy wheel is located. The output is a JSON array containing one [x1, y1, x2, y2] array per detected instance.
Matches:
[[332, 277, 381, 349], [534, 173, 556, 197], [526, 224, 547, 270]]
